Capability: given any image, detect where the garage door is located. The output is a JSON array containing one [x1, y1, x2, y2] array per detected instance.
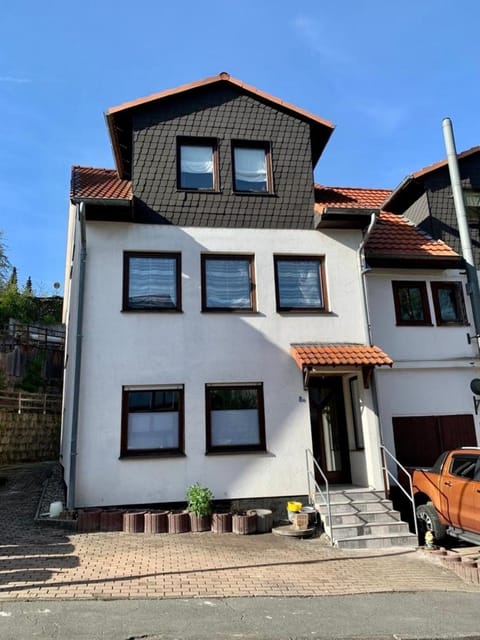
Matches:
[[392, 414, 477, 468]]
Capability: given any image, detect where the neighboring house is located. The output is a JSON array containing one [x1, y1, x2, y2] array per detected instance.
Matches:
[[61, 73, 393, 509], [364, 211, 480, 472], [384, 146, 480, 267]]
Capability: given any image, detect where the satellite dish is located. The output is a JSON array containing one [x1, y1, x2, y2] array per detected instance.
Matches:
[[470, 379, 480, 395]]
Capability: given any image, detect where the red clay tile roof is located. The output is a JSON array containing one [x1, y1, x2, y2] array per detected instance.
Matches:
[[365, 211, 459, 258], [412, 145, 480, 179], [291, 344, 393, 368], [71, 166, 132, 201], [314, 185, 391, 214]]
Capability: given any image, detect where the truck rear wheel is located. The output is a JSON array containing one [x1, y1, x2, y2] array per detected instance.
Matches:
[[416, 503, 446, 543]]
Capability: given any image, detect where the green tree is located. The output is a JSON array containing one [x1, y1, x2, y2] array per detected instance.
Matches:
[[0, 230, 10, 288], [7, 267, 18, 292]]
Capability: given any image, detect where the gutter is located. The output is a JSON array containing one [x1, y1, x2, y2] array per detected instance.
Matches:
[[359, 211, 377, 345], [67, 202, 87, 510]]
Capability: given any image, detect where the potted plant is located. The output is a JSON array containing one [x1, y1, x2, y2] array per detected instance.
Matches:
[[186, 482, 213, 532]]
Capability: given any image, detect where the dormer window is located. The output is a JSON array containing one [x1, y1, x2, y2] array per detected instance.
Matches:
[[232, 141, 272, 193], [177, 138, 218, 191]]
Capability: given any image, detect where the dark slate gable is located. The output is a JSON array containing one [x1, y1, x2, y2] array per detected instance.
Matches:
[[131, 84, 315, 229]]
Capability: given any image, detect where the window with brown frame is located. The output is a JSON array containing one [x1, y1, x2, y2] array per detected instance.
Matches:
[[201, 254, 256, 312], [120, 386, 185, 457], [274, 255, 327, 312], [232, 141, 273, 193], [392, 281, 432, 326], [177, 137, 218, 191], [123, 252, 181, 312], [205, 383, 266, 453], [431, 282, 467, 326]]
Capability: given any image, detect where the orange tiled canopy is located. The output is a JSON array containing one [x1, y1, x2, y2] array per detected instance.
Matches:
[[291, 344, 393, 368]]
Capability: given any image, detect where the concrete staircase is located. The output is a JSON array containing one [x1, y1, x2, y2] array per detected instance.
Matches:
[[315, 488, 418, 549]]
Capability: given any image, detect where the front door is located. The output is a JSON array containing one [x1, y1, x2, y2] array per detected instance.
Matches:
[[308, 376, 351, 483]]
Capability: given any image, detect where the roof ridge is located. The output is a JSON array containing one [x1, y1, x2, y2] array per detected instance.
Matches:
[[315, 184, 392, 193], [106, 72, 335, 130], [72, 165, 122, 174], [413, 145, 480, 179]]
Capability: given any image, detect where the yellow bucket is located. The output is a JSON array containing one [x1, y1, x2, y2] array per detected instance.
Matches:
[[287, 501, 302, 512]]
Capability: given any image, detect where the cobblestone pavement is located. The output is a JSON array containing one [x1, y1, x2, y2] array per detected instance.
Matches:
[[0, 463, 478, 601]]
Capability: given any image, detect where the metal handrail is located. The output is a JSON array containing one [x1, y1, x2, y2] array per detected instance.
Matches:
[[380, 444, 418, 539], [305, 448, 333, 545]]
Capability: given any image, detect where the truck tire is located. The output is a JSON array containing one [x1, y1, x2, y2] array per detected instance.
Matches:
[[416, 503, 447, 542]]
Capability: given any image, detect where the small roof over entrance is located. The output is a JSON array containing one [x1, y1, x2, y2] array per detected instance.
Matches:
[[291, 343, 393, 389]]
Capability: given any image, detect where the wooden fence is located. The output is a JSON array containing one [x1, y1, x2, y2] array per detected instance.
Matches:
[[0, 391, 62, 415]]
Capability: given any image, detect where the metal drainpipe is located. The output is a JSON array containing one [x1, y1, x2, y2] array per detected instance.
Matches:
[[359, 212, 387, 489], [442, 118, 480, 343], [67, 202, 87, 510]]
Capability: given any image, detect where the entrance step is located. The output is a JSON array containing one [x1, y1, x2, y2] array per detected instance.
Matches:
[[315, 487, 417, 549]]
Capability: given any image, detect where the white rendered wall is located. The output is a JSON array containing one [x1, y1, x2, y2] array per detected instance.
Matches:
[[66, 221, 378, 507], [366, 269, 480, 459]]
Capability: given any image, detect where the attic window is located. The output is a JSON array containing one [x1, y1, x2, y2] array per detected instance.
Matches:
[[232, 142, 272, 193], [178, 138, 218, 191]]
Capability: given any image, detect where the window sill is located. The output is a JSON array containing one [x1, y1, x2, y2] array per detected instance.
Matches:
[[121, 308, 183, 314], [435, 322, 469, 327], [395, 322, 434, 327], [119, 451, 186, 460], [201, 309, 259, 314], [176, 188, 222, 194], [276, 309, 331, 315], [232, 190, 277, 197], [205, 449, 271, 456]]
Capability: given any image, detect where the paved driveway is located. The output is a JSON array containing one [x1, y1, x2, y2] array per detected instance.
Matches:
[[0, 463, 477, 601]]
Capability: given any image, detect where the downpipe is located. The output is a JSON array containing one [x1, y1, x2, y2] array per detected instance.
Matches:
[[67, 202, 87, 510]]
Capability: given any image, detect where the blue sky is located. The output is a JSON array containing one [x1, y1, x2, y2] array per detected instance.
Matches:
[[1, 0, 479, 292]]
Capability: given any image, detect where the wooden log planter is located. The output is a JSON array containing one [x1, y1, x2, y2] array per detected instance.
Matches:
[[100, 510, 125, 532], [123, 511, 146, 533], [211, 512, 233, 533], [232, 511, 257, 535], [189, 513, 211, 532], [252, 508, 273, 533], [167, 510, 190, 534], [144, 511, 169, 534], [77, 508, 102, 533]]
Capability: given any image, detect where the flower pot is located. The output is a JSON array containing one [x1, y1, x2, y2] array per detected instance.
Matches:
[[123, 511, 146, 533], [77, 508, 102, 533], [144, 511, 169, 534], [189, 513, 211, 532], [100, 509, 125, 532], [232, 511, 257, 535], [252, 508, 272, 533], [167, 510, 190, 534], [211, 512, 233, 533]]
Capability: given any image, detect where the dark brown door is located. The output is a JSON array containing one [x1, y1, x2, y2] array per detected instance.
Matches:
[[309, 376, 351, 483], [392, 414, 477, 469]]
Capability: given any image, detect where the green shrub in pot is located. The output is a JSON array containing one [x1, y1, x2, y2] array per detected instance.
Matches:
[[186, 482, 213, 517]]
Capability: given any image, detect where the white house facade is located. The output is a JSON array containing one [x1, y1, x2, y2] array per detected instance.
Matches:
[[61, 74, 392, 509]]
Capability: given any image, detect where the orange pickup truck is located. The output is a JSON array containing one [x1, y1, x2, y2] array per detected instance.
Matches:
[[413, 447, 480, 545]]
